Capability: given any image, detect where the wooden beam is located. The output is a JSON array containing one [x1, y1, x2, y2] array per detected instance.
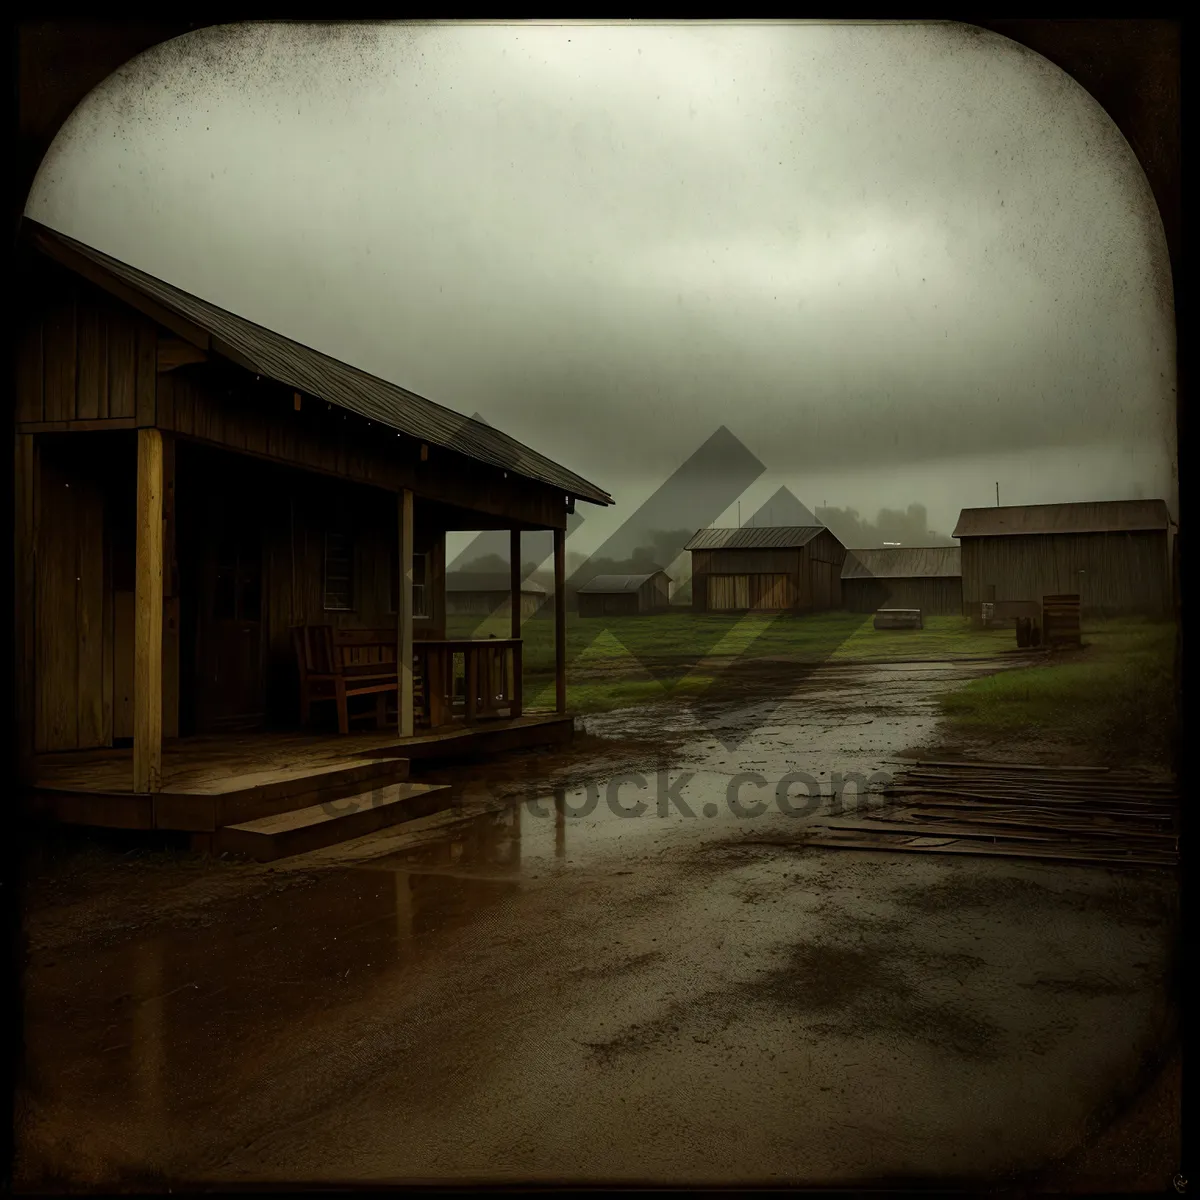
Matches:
[[398, 488, 415, 738], [134, 428, 164, 793], [156, 338, 208, 373], [510, 530, 522, 639], [554, 526, 566, 714], [510, 529, 523, 717], [15, 417, 137, 433], [162, 437, 179, 739]]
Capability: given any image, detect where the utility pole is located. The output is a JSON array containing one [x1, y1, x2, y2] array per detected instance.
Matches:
[[996, 482, 1000, 507], [738, 500, 741, 528]]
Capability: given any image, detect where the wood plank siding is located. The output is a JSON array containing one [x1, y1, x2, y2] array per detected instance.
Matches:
[[15, 263, 157, 427], [690, 529, 846, 613], [960, 531, 1172, 617], [842, 576, 964, 615]]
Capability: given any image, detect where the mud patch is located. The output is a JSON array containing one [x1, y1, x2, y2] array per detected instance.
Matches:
[[893, 871, 1176, 927], [743, 941, 1003, 1060], [1021, 972, 1141, 998]]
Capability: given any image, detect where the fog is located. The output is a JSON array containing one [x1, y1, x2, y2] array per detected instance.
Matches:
[[26, 20, 1178, 562]]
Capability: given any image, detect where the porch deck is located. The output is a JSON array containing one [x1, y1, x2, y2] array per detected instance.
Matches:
[[28, 712, 573, 833]]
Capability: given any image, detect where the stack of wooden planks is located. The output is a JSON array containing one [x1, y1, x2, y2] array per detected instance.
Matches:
[[1042, 593, 1082, 647], [806, 759, 1177, 868]]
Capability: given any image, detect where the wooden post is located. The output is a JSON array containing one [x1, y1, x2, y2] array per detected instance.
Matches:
[[510, 530, 522, 638], [161, 436, 179, 739], [554, 525, 566, 714], [398, 488, 414, 737], [133, 428, 164, 793], [510, 529, 523, 717]]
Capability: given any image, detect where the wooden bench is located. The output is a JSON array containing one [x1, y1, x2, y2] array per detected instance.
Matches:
[[292, 625, 404, 735]]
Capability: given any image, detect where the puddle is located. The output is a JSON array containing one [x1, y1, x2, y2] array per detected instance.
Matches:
[[16, 656, 1176, 1187]]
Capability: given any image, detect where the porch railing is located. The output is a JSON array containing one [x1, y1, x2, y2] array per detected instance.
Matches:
[[417, 638, 523, 728]]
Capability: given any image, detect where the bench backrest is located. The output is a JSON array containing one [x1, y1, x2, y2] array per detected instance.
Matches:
[[292, 625, 399, 680]]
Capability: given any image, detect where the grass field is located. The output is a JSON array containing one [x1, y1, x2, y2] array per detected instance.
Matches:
[[446, 610, 1178, 764], [938, 617, 1178, 766], [447, 610, 1018, 714]]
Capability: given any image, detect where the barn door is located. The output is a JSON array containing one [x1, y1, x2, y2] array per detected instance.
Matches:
[[752, 574, 792, 611]]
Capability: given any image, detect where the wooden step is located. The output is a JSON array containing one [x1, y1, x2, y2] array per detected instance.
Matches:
[[213, 781, 454, 862], [155, 756, 412, 832]]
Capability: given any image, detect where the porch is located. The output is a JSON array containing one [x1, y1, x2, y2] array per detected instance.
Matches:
[[29, 713, 573, 838], [19, 430, 573, 830]]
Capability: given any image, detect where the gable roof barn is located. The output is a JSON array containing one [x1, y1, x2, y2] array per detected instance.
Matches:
[[576, 572, 668, 594], [25, 220, 613, 507], [684, 526, 826, 551], [841, 546, 961, 580], [953, 500, 1172, 539]]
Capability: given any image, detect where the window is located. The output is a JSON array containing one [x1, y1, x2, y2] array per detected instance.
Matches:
[[323, 530, 355, 611], [390, 549, 431, 618]]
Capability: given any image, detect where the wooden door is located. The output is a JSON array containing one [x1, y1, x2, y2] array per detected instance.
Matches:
[[34, 453, 108, 751], [196, 500, 265, 730], [752, 574, 793, 611]]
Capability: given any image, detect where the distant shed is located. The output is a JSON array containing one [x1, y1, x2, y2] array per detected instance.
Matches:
[[577, 571, 671, 617], [953, 500, 1175, 617], [445, 572, 546, 620], [686, 526, 847, 613], [841, 546, 962, 616]]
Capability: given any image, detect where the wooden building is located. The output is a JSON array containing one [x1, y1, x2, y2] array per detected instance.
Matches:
[[685, 526, 846, 613], [576, 571, 671, 617], [840, 546, 962, 616], [953, 500, 1175, 618], [14, 220, 612, 841], [446, 572, 546, 621]]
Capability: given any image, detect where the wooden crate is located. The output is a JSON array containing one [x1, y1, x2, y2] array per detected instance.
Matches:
[[1042, 593, 1081, 647]]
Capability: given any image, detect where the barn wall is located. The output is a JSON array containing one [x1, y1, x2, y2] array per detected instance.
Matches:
[[255, 467, 444, 724], [842, 577, 964, 615], [960, 531, 1171, 616], [16, 262, 158, 428], [25, 431, 180, 754], [693, 548, 803, 575], [636, 574, 672, 612], [691, 538, 848, 613], [578, 592, 639, 618]]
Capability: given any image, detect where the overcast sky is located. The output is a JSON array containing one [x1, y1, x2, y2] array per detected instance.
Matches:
[[26, 19, 1177, 558]]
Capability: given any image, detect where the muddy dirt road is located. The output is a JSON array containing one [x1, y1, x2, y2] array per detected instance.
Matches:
[[15, 659, 1179, 1188]]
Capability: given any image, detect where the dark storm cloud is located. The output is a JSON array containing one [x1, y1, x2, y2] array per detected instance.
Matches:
[[26, 20, 1176, 543]]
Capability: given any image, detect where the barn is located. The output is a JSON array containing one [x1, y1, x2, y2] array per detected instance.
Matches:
[[954, 500, 1175, 618], [686, 526, 847, 613], [446, 573, 546, 620], [577, 571, 671, 617], [840, 546, 963, 616], [14, 219, 613, 840]]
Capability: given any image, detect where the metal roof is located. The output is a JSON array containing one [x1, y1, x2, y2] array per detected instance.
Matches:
[[577, 571, 668, 594], [841, 546, 961, 580], [27, 221, 612, 507], [953, 500, 1173, 538], [446, 572, 545, 594], [684, 526, 826, 551]]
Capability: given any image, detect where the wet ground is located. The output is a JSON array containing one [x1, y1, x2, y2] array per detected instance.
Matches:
[[15, 659, 1180, 1189]]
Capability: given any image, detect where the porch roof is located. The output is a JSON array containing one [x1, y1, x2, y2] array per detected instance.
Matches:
[[26, 220, 613, 508]]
